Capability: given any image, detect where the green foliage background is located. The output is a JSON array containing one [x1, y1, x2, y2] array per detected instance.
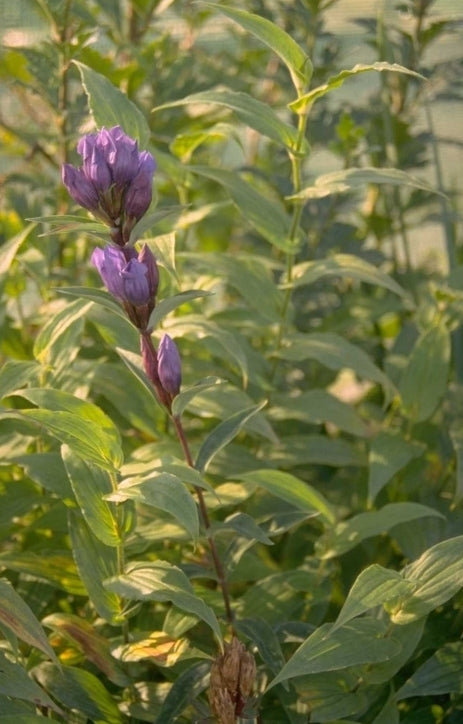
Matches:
[[0, 0, 462, 722]]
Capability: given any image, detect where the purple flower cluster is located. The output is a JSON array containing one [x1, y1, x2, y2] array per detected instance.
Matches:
[[63, 126, 182, 407], [62, 125, 156, 246]]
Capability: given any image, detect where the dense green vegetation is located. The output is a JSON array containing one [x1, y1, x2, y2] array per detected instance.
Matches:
[[0, 1, 462, 722]]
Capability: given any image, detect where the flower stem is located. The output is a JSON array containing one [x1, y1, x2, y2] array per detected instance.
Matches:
[[171, 414, 235, 629]]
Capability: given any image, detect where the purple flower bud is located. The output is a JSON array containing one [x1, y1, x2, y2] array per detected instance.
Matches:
[[62, 164, 99, 211], [91, 246, 126, 299], [157, 334, 182, 398], [124, 164, 156, 220], [121, 259, 150, 306], [138, 244, 159, 300]]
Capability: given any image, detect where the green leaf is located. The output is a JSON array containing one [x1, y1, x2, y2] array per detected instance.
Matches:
[[276, 332, 395, 401], [172, 377, 223, 418], [154, 90, 306, 150], [106, 472, 199, 542], [13, 453, 73, 499], [399, 325, 451, 422], [0, 552, 85, 595], [237, 618, 286, 675], [0, 225, 35, 279], [105, 561, 222, 641], [449, 423, 463, 503], [204, 3, 311, 91], [333, 565, 414, 631], [190, 166, 291, 251], [317, 503, 445, 559], [148, 289, 212, 330], [73, 61, 151, 146], [289, 62, 425, 113], [391, 535, 463, 624], [290, 166, 442, 201], [269, 618, 401, 687], [32, 662, 123, 724], [221, 512, 273, 545], [0, 650, 60, 712], [265, 434, 365, 468], [396, 642, 463, 699], [153, 661, 210, 724], [33, 300, 91, 370], [62, 447, 121, 547], [368, 430, 425, 502], [58, 286, 127, 319], [239, 469, 335, 525], [9, 388, 123, 471], [0, 361, 38, 400], [0, 579, 57, 662], [42, 613, 130, 687], [68, 511, 124, 624], [31, 214, 108, 237], [195, 402, 266, 473], [290, 253, 409, 299]]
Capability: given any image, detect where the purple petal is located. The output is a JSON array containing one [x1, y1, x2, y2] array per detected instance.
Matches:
[[121, 258, 150, 306], [62, 164, 99, 210], [138, 244, 159, 300], [91, 245, 126, 299], [157, 334, 182, 397]]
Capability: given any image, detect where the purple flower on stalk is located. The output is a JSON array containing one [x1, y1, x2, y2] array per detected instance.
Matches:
[[62, 126, 156, 245], [91, 243, 159, 329], [157, 334, 182, 398]]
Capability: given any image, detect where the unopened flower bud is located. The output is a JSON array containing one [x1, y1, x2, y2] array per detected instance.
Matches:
[[157, 334, 182, 398], [138, 244, 159, 301], [208, 638, 257, 721]]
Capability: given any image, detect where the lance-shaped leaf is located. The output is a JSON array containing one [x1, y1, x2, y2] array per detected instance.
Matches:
[[269, 618, 400, 688], [8, 388, 123, 471], [33, 299, 93, 367], [396, 642, 463, 700], [195, 401, 266, 473], [153, 661, 211, 724], [59, 286, 128, 320], [0, 360, 38, 400], [333, 565, 414, 631], [289, 253, 409, 299], [204, 3, 311, 91], [106, 472, 199, 542], [172, 377, 223, 418], [42, 613, 130, 687], [239, 469, 335, 525], [368, 430, 425, 503], [32, 662, 123, 724], [317, 502, 444, 560], [154, 90, 307, 151], [190, 166, 292, 251], [289, 166, 442, 202], [399, 324, 451, 423], [68, 512, 124, 625], [148, 289, 212, 330], [73, 61, 150, 146], [62, 446, 121, 547], [391, 535, 463, 624], [289, 62, 425, 113], [0, 650, 60, 712], [105, 561, 222, 641], [0, 579, 57, 662]]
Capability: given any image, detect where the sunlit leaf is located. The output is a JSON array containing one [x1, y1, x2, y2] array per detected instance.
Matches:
[[391, 535, 463, 624], [289, 62, 425, 113], [269, 618, 401, 687], [196, 402, 266, 473], [204, 3, 312, 90], [105, 561, 222, 641], [73, 61, 151, 146], [239, 469, 335, 525], [0, 579, 57, 661]]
